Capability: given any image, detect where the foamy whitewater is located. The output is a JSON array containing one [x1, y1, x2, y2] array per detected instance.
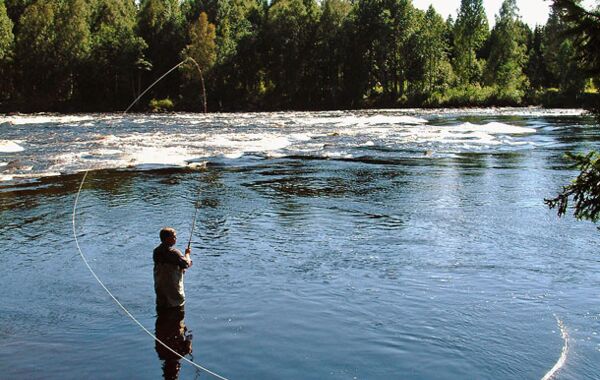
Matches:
[[0, 108, 586, 182], [0, 140, 25, 153]]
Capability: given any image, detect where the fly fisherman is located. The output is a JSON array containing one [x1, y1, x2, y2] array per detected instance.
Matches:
[[153, 227, 192, 309]]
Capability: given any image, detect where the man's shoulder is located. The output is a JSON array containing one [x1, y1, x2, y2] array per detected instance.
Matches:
[[153, 244, 167, 256], [167, 246, 183, 256], [154, 244, 183, 260]]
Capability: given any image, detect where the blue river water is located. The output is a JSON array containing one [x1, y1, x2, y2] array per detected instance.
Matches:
[[0, 109, 599, 379]]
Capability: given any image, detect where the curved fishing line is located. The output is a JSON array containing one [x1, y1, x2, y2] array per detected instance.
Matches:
[[541, 315, 569, 380], [72, 170, 229, 380], [123, 57, 207, 114]]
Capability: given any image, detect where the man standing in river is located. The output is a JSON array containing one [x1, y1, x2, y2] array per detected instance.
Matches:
[[153, 227, 192, 309]]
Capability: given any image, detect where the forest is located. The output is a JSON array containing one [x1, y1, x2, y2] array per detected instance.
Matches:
[[0, 0, 597, 112]]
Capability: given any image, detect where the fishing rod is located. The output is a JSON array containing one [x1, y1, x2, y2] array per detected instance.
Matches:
[[187, 190, 202, 251], [70, 58, 228, 379], [73, 171, 228, 380], [121, 56, 208, 250], [123, 56, 206, 250]]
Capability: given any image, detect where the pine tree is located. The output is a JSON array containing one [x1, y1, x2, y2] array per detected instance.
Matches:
[[79, 0, 147, 108], [262, 0, 320, 108], [181, 0, 219, 24], [546, 0, 600, 222], [526, 26, 550, 90], [137, 0, 186, 100], [406, 6, 453, 96], [453, 0, 489, 85], [543, 2, 587, 94], [15, 0, 91, 109], [553, 0, 600, 77], [0, 0, 14, 102], [345, 0, 382, 104], [182, 12, 216, 74], [4, 0, 32, 34], [214, 0, 258, 65], [179, 12, 215, 111], [348, 0, 418, 104], [0, 0, 13, 62], [484, 0, 529, 102], [388, 0, 418, 101], [210, 0, 265, 110], [315, 0, 352, 107]]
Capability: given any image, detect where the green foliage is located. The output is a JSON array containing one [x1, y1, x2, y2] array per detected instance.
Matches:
[[15, 0, 91, 108], [55, 0, 91, 64], [0, 0, 596, 112], [180, 11, 216, 111], [14, 2, 57, 80], [554, 0, 600, 77], [425, 84, 495, 107], [546, 152, 600, 222], [182, 12, 216, 74], [204, 0, 266, 110], [0, 0, 14, 61], [313, 0, 351, 108], [149, 97, 174, 112], [0, 0, 14, 101], [181, 0, 218, 24], [453, 0, 489, 84], [526, 26, 550, 89], [214, 0, 258, 64], [137, 0, 185, 99], [484, 0, 529, 102], [262, 0, 320, 107], [80, 0, 146, 108], [347, 0, 420, 105], [406, 6, 453, 95], [4, 0, 33, 34], [543, 3, 588, 95], [546, 0, 600, 224]]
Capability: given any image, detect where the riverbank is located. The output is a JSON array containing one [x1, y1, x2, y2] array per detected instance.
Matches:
[[1, 89, 598, 114]]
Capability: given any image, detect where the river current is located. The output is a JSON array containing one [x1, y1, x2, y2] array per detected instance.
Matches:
[[0, 109, 599, 379]]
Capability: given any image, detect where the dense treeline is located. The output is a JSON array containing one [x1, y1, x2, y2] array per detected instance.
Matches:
[[545, 0, 600, 223], [0, 0, 597, 112]]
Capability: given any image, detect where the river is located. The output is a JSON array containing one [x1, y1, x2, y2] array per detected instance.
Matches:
[[1, 109, 599, 379]]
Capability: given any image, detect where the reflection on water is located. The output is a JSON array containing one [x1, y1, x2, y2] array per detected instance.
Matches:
[[155, 307, 193, 380]]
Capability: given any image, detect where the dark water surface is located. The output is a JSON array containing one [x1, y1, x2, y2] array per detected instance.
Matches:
[[1, 109, 599, 379]]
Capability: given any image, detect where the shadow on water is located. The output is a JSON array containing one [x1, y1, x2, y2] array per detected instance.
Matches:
[[326, 205, 407, 230], [488, 151, 527, 167], [245, 162, 412, 199], [0, 166, 216, 212], [546, 116, 600, 149], [541, 117, 600, 170], [447, 153, 490, 172]]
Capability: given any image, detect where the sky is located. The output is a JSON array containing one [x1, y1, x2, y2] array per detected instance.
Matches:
[[412, 0, 595, 28]]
